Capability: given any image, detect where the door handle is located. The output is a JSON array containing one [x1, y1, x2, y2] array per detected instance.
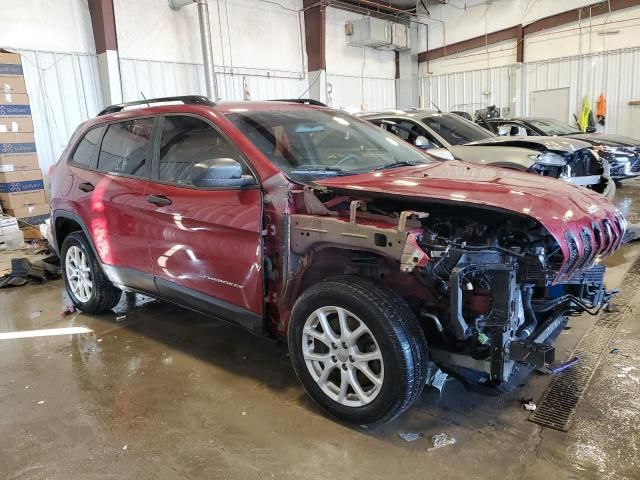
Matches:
[[78, 182, 94, 192], [147, 194, 172, 207]]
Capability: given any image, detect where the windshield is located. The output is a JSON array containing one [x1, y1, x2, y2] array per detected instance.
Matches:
[[422, 114, 493, 146], [526, 118, 581, 136], [226, 109, 433, 180]]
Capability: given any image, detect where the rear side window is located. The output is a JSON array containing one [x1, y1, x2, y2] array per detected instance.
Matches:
[[70, 126, 103, 167], [97, 118, 154, 176], [158, 115, 249, 186]]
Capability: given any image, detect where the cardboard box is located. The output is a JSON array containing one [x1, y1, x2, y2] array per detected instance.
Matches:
[[0, 168, 43, 190], [0, 169, 45, 209], [0, 155, 39, 172], [0, 115, 33, 133], [0, 50, 26, 94], [0, 92, 32, 133], [1, 92, 30, 108], [4, 203, 49, 220], [0, 189, 46, 209], [0, 131, 38, 171], [0, 214, 19, 233]]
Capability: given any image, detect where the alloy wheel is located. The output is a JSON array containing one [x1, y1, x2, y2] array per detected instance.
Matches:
[[302, 306, 384, 407], [65, 245, 93, 302]]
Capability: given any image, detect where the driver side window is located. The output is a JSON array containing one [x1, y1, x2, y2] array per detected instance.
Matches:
[[497, 123, 528, 137], [158, 115, 251, 186], [374, 119, 440, 148]]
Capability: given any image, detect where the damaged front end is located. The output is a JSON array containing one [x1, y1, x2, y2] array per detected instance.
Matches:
[[528, 149, 614, 199], [289, 190, 623, 390]]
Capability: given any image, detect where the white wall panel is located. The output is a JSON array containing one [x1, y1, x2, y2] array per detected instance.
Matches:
[[17, 49, 103, 171], [421, 47, 640, 138], [0, 0, 95, 54], [421, 65, 514, 115], [119, 58, 307, 103], [523, 47, 640, 137], [115, 0, 305, 74], [424, 0, 622, 50], [325, 7, 396, 79], [326, 74, 396, 112], [324, 7, 397, 111]]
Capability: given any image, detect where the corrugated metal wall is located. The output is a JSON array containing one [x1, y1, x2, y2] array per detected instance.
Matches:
[[119, 59, 398, 113], [17, 49, 103, 171], [119, 58, 307, 102], [19, 53, 308, 171], [522, 47, 640, 138], [421, 47, 640, 138], [326, 74, 396, 111], [421, 66, 514, 115]]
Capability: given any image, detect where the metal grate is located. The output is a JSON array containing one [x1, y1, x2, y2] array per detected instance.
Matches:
[[529, 256, 640, 431]]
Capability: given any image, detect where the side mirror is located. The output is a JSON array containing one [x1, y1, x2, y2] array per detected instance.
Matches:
[[190, 158, 255, 188], [414, 135, 433, 149]]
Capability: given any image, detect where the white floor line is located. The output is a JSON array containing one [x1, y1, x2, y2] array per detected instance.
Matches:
[[0, 327, 93, 340]]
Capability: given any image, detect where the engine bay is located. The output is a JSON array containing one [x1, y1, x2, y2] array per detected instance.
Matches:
[[288, 188, 614, 387]]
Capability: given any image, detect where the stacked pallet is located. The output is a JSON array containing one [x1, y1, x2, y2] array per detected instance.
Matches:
[[0, 49, 49, 225]]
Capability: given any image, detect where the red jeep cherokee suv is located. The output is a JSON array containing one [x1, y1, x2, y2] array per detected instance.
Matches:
[[50, 96, 624, 425]]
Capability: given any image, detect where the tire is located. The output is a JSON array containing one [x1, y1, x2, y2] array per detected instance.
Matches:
[[61, 231, 122, 314], [288, 275, 428, 426]]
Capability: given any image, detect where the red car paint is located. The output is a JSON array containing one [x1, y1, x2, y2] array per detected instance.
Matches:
[[318, 160, 624, 280], [50, 101, 623, 336]]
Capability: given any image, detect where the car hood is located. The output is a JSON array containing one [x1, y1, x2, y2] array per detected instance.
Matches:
[[564, 133, 640, 148], [467, 135, 592, 152], [449, 144, 537, 166], [317, 161, 623, 274]]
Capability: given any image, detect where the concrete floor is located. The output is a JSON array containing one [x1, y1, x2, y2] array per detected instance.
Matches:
[[2, 182, 640, 480]]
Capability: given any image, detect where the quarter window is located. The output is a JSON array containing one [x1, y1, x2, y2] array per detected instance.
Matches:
[[158, 116, 249, 186], [70, 126, 103, 167], [97, 118, 154, 176]]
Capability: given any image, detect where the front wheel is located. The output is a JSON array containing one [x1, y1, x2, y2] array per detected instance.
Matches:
[[61, 231, 122, 313], [288, 275, 428, 426]]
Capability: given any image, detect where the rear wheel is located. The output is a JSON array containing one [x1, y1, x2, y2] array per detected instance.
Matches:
[[61, 231, 122, 313], [288, 275, 428, 426]]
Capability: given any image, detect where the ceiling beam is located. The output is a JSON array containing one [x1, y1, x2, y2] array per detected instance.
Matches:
[[418, 0, 640, 64], [418, 25, 518, 63], [303, 0, 326, 72], [524, 0, 640, 35], [87, 0, 118, 54], [515, 23, 524, 63], [334, 0, 415, 16]]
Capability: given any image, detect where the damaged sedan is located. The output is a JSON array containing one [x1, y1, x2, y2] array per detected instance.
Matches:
[[361, 109, 615, 200], [483, 116, 640, 182], [51, 98, 625, 426]]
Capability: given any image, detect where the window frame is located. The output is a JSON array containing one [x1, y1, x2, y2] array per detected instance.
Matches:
[[93, 116, 157, 180], [496, 122, 530, 137], [149, 113, 259, 191], [67, 125, 106, 170], [372, 116, 444, 148]]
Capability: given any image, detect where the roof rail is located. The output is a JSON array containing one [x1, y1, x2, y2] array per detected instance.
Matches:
[[270, 98, 327, 107], [98, 95, 215, 116]]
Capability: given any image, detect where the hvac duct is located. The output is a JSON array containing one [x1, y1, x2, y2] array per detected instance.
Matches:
[[168, 0, 219, 100]]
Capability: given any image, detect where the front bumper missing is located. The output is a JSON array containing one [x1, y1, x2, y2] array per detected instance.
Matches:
[[430, 310, 567, 383], [562, 175, 616, 200], [564, 174, 603, 187]]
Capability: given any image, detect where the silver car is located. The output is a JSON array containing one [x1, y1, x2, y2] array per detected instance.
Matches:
[[360, 109, 615, 200]]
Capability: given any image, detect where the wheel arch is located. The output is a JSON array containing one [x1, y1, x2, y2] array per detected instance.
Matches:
[[295, 246, 398, 299], [52, 210, 101, 262]]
